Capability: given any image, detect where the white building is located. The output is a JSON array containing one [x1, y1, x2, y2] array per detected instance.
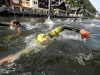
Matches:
[[21, 0, 50, 14]]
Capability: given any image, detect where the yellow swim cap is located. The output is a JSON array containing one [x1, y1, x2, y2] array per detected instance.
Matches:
[[37, 33, 49, 43]]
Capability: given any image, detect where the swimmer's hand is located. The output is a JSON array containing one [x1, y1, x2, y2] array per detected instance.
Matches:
[[79, 29, 90, 39], [0, 55, 13, 66]]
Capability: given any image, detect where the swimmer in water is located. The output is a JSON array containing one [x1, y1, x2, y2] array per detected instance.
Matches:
[[0, 25, 90, 66], [10, 20, 26, 36], [6, 20, 26, 40]]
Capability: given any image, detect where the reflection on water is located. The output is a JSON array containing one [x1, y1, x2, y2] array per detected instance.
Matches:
[[0, 18, 100, 75]]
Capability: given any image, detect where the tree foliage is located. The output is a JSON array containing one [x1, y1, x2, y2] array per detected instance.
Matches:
[[68, 0, 96, 13]]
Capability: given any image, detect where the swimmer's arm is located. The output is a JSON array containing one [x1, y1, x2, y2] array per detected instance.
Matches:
[[8, 29, 21, 39], [15, 31, 21, 36], [62, 26, 90, 39], [0, 23, 10, 27], [15, 28, 21, 36], [6, 28, 21, 41], [8, 29, 21, 37], [62, 26, 81, 33]]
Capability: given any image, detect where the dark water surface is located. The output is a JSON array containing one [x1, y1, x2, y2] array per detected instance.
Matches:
[[0, 18, 100, 75]]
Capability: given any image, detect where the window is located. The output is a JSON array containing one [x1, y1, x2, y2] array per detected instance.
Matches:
[[12, 0, 19, 4], [38, 0, 49, 9], [34, 1, 37, 4]]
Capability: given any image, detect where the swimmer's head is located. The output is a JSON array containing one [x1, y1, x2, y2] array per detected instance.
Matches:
[[37, 33, 50, 44], [10, 20, 20, 29]]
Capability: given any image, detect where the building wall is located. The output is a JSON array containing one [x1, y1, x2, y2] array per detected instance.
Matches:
[[30, 0, 50, 14], [30, 0, 38, 8], [21, 0, 29, 8], [10, 0, 21, 6], [38, 0, 49, 9], [0, 0, 50, 14], [10, 0, 22, 11]]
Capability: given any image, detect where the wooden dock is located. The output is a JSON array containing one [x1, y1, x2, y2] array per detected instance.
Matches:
[[0, 10, 87, 19]]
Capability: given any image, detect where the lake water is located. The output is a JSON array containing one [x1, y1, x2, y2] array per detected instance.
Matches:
[[0, 17, 100, 75]]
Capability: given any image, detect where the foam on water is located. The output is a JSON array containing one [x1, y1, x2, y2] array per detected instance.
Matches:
[[24, 35, 34, 43], [11, 35, 46, 62], [10, 26, 15, 29], [58, 30, 82, 41], [0, 34, 46, 69], [21, 22, 41, 30], [44, 17, 55, 31], [75, 53, 93, 65]]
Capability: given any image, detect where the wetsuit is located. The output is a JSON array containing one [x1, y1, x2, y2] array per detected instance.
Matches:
[[18, 25, 26, 30], [49, 26, 81, 38]]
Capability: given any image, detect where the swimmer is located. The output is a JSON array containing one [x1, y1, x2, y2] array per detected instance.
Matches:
[[10, 20, 26, 36], [5, 20, 26, 41], [36, 25, 90, 44]]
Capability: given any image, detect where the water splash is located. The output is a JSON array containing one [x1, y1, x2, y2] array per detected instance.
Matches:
[[21, 22, 41, 30], [44, 16, 54, 26], [75, 53, 93, 65], [12, 38, 46, 62], [43, 17, 55, 31], [10, 26, 15, 29], [24, 35, 34, 43], [58, 30, 82, 41], [0, 34, 46, 67]]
